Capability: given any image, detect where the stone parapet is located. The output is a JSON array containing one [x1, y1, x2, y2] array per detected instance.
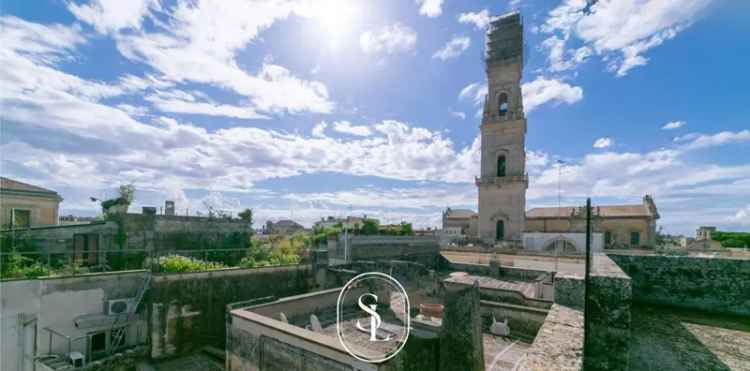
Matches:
[[553, 273, 584, 310], [609, 253, 750, 316], [586, 254, 632, 371], [523, 304, 584, 371]]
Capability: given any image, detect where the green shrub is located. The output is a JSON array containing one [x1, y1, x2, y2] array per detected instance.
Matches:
[[712, 231, 750, 248], [720, 238, 745, 248], [157, 254, 225, 273], [1, 253, 50, 279], [239, 244, 300, 268], [22, 263, 50, 278]]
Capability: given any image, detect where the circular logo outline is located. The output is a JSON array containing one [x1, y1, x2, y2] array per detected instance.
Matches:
[[336, 271, 410, 363]]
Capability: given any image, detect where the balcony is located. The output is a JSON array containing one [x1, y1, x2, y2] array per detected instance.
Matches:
[[475, 174, 528, 186]]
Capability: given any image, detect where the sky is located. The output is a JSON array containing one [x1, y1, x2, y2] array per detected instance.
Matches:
[[1, 0, 749, 235]]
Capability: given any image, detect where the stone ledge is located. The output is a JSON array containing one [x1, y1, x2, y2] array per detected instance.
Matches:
[[524, 304, 584, 371]]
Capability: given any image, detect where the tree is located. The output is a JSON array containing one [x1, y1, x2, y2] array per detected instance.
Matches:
[[360, 219, 379, 235], [238, 208, 253, 225], [401, 222, 413, 236], [101, 183, 135, 210]]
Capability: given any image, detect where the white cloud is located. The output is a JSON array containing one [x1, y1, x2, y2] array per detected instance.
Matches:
[[112, 0, 334, 115], [728, 204, 750, 227], [451, 111, 466, 120], [0, 17, 124, 102], [458, 77, 583, 113], [526, 150, 550, 169], [540, 0, 712, 76], [311, 121, 328, 138], [118, 74, 174, 92], [525, 147, 750, 233], [593, 137, 613, 148], [458, 9, 492, 30], [285, 184, 475, 211], [145, 90, 269, 119], [677, 130, 750, 151], [662, 120, 686, 130], [360, 23, 417, 56], [67, 0, 160, 34], [116, 104, 149, 116], [458, 82, 487, 106], [416, 0, 444, 18], [521, 76, 583, 112], [433, 36, 470, 60], [332, 121, 372, 136], [0, 16, 86, 64], [542, 35, 592, 72]]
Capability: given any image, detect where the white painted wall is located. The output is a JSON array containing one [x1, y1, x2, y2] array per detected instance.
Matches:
[[1, 280, 41, 371], [522, 232, 604, 253], [1, 272, 147, 371]]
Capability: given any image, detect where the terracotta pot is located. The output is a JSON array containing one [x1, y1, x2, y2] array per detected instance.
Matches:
[[419, 303, 444, 319]]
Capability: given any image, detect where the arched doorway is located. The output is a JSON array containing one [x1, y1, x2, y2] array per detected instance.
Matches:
[[495, 220, 504, 241], [544, 239, 577, 253]]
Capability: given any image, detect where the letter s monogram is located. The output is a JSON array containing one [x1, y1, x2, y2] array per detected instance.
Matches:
[[355, 293, 391, 341]]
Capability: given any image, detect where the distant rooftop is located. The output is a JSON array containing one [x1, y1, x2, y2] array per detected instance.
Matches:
[[444, 208, 476, 219], [0, 177, 62, 200], [526, 204, 656, 219]]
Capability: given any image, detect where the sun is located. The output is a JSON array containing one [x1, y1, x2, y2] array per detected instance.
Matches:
[[307, 0, 362, 50]]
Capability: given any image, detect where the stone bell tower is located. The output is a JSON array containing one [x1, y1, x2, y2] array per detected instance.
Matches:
[[476, 12, 527, 243]]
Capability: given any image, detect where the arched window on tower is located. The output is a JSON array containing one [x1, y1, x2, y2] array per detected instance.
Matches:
[[497, 155, 506, 177], [498, 93, 509, 117]]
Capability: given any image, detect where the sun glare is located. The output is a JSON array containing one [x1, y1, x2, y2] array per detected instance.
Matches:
[[309, 0, 361, 50]]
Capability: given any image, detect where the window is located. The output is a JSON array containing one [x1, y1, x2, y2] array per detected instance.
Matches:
[[497, 155, 506, 177], [495, 220, 504, 241], [498, 93, 508, 116], [90, 332, 106, 353], [630, 232, 640, 246], [11, 209, 31, 228]]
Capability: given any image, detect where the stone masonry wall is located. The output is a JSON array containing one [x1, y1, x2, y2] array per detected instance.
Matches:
[[149, 265, 315, 358], [551, 255, 632, 371], [553, 273, 584, 310], [608, 254, 750, 316], [586, 254, 632, 371], [523, 304, 584, 371]]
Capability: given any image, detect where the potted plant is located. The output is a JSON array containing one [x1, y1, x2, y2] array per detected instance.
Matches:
[[101, 184, 135, 216]]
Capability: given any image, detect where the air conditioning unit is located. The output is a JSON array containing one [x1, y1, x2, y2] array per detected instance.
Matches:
[[108, 298, 135, 315], [68, 352, 85, 368]]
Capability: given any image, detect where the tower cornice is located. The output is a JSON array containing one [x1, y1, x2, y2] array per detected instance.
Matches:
[[480, 119, 526, 135]]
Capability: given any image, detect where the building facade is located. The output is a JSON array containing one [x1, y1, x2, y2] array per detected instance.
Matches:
[[0, 177, 62, 229], [696, 226, 717, 241], [476, 12, 528, 243], [525, 196, 660, 249], [442, 208, 475, 235]]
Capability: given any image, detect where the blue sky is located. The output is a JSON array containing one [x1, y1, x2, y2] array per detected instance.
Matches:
[[1, 0, 748, 234]]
